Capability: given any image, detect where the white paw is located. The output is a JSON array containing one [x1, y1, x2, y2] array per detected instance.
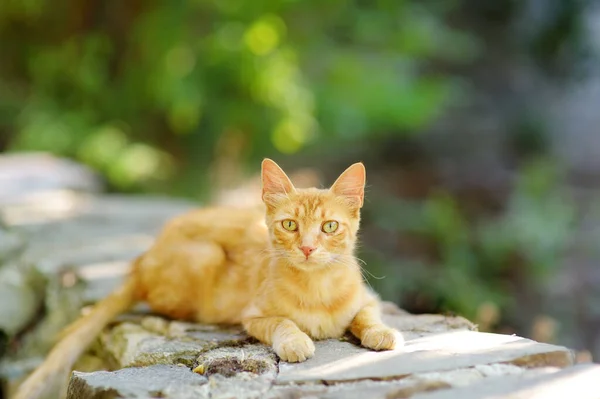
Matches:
[[361, 326, 404, 351], [274, 331, 315, 362]]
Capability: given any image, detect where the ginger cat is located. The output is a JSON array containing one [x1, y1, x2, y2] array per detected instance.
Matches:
[[13, 159, 403, 399]]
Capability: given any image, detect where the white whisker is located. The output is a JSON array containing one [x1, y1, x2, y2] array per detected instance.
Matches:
[[331, 254, 386, 292]]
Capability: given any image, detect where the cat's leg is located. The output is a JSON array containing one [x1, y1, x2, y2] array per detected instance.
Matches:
[[349, 301, 404, 351], [243, 316, 315, 362]]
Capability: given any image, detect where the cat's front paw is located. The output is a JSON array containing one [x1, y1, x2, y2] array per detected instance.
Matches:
[[273, 331, 315, 363], [361, 326, 404, 351]]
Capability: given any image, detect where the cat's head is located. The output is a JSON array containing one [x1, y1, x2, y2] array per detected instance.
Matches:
[[261, 158, 365, 268]]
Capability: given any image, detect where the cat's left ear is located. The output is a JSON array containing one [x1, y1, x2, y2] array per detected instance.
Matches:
[[330, 162, 366, 208], [261, 158, 296, 205]]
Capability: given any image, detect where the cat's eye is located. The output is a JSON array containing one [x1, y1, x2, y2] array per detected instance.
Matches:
[[282, 219, 298, 231], [322, 220, 339, 233]]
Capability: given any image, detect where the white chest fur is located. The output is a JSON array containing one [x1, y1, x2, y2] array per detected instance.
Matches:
[[291, 296, 363, 340]]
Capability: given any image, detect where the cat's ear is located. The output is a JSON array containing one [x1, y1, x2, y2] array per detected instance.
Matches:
[[330, 162, 366, 208], [261, 158, 296, 205]]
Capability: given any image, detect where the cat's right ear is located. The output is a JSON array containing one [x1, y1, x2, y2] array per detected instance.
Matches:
[[330, 162, 366, 208], [261, 158, 295, 205]]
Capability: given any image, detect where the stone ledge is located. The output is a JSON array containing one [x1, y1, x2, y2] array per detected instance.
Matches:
[[409, 363, 600, 399], [68, 365, 207, 399], [275, 331, 574, 384], [65, 310, 579, 399]]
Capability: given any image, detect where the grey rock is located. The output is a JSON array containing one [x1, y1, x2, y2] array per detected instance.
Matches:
[[266, 380, 426, 399], [3, 193, 196, 313], [408, 363, 531, 387], [67, 365, 207, 399], [0, 225, 25, 263], [165, 320, 247, 343], [14, 194, 195, 274], [3, 191, 194, 231], [1, 190, 197, 387], [0, 225, 33, 342], [100, 319, 249, 368], [62, 310, 588, 399], [0, 265, 86, 397], [101, 322, 208, 368], [410, 363, 600, 399], [68, 366, 279, 399], [0, 152, 103, 206], [82, 272, 127, 303], [276, 329, 574, 384], [265, 364, 531, 399], [266, 365, 554, 399], [2, 191, 196, 321], [0, 262, 45, 337], [16, 269, 86, 355], [69, 338, 280, 399], [203, 373, 278, 399]]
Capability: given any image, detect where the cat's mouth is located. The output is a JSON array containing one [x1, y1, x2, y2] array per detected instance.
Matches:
[[290, 254, 333, 269]]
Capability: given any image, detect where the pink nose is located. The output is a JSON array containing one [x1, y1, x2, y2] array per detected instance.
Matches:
[[299, 246, 316, 258]]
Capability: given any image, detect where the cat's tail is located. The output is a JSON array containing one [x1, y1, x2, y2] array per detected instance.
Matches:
[[11, 274, 139, 399]]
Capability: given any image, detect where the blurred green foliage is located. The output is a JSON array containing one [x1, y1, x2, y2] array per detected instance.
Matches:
[[365, 158, 575, 324], [0, 0, 585, 332], [0, 0, 477, 197]]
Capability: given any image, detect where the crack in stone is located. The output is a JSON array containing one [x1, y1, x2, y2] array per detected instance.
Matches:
[[385, 380, 452, 399]]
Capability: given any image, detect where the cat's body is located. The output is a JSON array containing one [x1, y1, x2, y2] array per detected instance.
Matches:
[[13, 160, 403, 399], [134, 206, 270, 325]]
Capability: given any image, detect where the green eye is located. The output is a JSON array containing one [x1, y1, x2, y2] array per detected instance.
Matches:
[[322, 220, 339, 233], [282, 219, 298, 231]]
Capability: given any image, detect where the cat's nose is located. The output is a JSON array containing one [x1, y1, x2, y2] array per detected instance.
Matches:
[[299, 246, 316, 258]]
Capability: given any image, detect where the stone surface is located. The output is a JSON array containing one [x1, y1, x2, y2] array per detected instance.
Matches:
[[410, 363, 600, 399], [8, 193, 196, 304], [0, 225, 25, 262], [266, 364, 536, 399], [70, 329, 281, 399], [62, 310, 581, 399], [276, 330, 573, 384], [0, 261, 45, 337], [101, 323, 208, 368], [0, 224, 37, 347], [0, 154, 197, 392], [100, 317, 249, 368], [0, 152, 103, 206], [0, 191, 195, 374], [67, 365, 207, 399]]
